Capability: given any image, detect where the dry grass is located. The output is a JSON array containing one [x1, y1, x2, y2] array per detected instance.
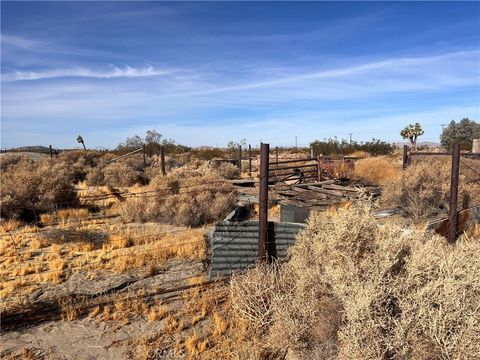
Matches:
[[348, 150, 370, 158], [57, 208, 90, 225], [115, 169, 237, 226], [321, 161, 354, 179], [0, 219, 25, 232], [353, 156, 402, 186], [0, 157, 77, 219], [382, 158, 479, 219], [225, 202, 480, 359]]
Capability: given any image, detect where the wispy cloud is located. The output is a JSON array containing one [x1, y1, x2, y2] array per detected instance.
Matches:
[[170, 50, 480, 97], [1, 65, 175, 82]]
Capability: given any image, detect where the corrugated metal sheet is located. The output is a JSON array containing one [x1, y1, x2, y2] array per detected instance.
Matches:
[[209, 221, 305, 279]]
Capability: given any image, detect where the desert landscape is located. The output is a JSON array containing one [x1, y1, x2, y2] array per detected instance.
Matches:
[[1, 138, 479, 359], [1, 1, 480, 359]]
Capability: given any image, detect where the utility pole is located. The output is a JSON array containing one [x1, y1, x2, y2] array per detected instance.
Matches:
[[295, 136, 298, 149], [349, 133, 353, 145]]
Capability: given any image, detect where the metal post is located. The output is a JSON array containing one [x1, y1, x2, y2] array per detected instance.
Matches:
[[49, 145, 53, 158], [248, 144, 252, 178], [238, 145, 242, 172], [275, 146, 279, 163], [143, 144, 146, 168], [258, 143, 269, 262], [447, 143, 460, 244], [402, 145, 408, 170], [160, 146, 166, 176]]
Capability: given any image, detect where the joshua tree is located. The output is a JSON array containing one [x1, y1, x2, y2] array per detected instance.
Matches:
[[76, 135, 86, 150], [400, 123, 424, 150]]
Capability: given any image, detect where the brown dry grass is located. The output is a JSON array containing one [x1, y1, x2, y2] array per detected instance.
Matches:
[[348, 150, 370, 158], [353, 156, 402, 186], [223, 202, 480, 359], [115, 168, 237, 226], [0, 157, 78, 219], [382, 158, 480, 219]]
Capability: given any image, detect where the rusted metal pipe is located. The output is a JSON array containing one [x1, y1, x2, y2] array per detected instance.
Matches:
[[258, 143, 269, 262], [268, 163, 318, 172], [269, 157, 314, 165], [447, 143, 460, 243]]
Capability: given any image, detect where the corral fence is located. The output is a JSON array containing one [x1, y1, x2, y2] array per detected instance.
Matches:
[[209, 143, 480, 279], [402, 144, 480, 243], [234, 144, 355, 182], [210, 143, 357, 278]]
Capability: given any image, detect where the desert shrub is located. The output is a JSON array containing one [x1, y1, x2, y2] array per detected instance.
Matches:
[[115, 169, 236, 226], [228, 203, 480, 359], [214, 162, 240, 179], [85, 166, 105, 186], [0, 153, 27, 172], [1, 158, 77, 219], [353, 156, 402, 186], [382, 158, 479, 219], [56, 150, 107, 183], [103, 161, 145, 187], [347, 150, 370, 158], [191, 147, 227, 160]]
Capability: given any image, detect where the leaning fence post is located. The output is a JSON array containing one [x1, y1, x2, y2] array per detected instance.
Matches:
[[160, 145, 166, 176], [258, 143, 269, 263], [402, 145, 409, 169], [248, 144, 252, 178], [447, 143, 460, 243]]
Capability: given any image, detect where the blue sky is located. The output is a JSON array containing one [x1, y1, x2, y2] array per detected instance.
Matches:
[[1, 1, 479, 149]]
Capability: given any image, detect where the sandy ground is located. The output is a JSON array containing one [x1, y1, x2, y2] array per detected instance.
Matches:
[[1, 259, 207, 359]]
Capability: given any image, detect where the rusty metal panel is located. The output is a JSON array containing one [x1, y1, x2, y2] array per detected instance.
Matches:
[[427, 205, 480, 238]]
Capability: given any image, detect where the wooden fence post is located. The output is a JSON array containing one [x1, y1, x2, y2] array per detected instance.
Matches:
[[49, 145, 53, 158], [248, 144, 252, 178], [238, 145, 242, 172], [160, 146, 166, 176], [317, 156, 322, 182], [402, 145, 408, 169], [143, 144, 146, 168]]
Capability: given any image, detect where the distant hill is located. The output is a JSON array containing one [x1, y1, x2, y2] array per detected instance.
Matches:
[[6, 145, 52, 153], [393, 141, 441, 148]]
